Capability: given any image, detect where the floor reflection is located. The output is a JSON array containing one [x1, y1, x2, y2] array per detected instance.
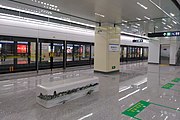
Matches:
[[0, 62, 180, 120]]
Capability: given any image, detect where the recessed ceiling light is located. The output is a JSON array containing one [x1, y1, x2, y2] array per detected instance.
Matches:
[[95, 13, 105, 18], [136, 17, 141, 21], [162, 22, 166, 25], [121, 23, 125, 26], [167, 25, 172, 28], [47, 3, 49, 6], [57, 9, 60, 11], [41, 2, 43, 4], [144, 16, 150, 20], [164, 27, 168, 30], [172, 20, 177, 24], [132, 25, 138, 28], [136, 23, 140, 26], [162, 18, 166, 21], [122, 20, 127, 23], [137, 2, 148, 9], [170, 13, 175, 17], [44, 3, 46, 5]]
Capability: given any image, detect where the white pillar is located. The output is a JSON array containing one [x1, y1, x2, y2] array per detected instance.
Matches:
[[94, 25, 120, 73]]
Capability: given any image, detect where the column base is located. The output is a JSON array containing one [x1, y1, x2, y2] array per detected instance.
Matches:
[[94, 70, 119, 74]]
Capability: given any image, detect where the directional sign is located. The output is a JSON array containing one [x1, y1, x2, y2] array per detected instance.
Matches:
[[148, 31, 180, 37]]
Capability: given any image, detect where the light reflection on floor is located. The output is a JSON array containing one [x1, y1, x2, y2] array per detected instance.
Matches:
[[0, 62, 179, 120]]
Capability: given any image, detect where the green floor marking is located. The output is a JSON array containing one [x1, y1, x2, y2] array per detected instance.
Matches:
[[122, 100, 180, 119], [172, 78, 180, 83], [162, 83, 175, 89], [122, 100, 150, 119]]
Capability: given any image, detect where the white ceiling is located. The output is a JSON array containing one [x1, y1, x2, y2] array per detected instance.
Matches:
[[2, 0, 179, 22], [0, 0, 179, 33]]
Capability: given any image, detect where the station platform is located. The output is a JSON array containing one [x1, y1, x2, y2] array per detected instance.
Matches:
[[0, 61, 179, 120]]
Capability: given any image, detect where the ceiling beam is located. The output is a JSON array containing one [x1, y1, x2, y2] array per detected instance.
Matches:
[[171, 0, 180, 11]]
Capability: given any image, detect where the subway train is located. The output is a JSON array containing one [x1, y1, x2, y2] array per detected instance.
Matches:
[[0, 7, 148, 74]]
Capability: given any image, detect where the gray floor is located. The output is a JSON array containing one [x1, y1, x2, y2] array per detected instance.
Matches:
[[0, 62, 180, 120]]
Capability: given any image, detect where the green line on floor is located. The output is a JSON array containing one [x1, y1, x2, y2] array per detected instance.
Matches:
[[122, 100, 150, 119], [172, 78, 180, 83], [161, 83, 175, 89], [150, 102, 180, 112]]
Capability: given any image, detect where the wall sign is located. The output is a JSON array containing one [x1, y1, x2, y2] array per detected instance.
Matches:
[[132, 39, 143, 42], [148, 31, 180, 37], [109, 44, 119, 52]]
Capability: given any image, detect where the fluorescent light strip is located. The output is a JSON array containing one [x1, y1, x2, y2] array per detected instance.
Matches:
[[0, 5, 95, 28], [144, 16, 150, 20], [148, 0, 179, 24], [119, 89, 140, 101], [162, 18, 166, 22], [95, 13, 105, 18], [136, 17, 141, 21], [135, 23, 140, 26], [167, 25, 172, 28], [132, 25, 138, 28], [170, 13, 175, 17], [122, 20, 128, 23], [172, 20, 177, 24], [137, 2, 148, 9], [121, 31, 149, 39], [78, 113, 93, 120], [0, 13, 94, 34], [162, 22, 166, 25]]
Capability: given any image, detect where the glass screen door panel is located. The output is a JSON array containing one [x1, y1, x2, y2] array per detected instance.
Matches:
[[74, 44, 80, 61], [67, 44, 73, 62], [14, 37, 37, 72], [0, 37, 15, 73], [39, 41, 51, 69], [52, 42, 64, 68]]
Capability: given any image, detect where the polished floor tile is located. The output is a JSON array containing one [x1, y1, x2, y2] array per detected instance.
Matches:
[[0, 62, 180, 120]]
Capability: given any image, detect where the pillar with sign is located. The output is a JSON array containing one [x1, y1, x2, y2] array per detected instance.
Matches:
[[94, 25, 120, 73]]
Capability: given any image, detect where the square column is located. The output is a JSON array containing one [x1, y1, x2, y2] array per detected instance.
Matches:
[[94, 26, 120, 73]]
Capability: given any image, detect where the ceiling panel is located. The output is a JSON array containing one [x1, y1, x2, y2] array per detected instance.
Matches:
[[0, 0, 179, 34]]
